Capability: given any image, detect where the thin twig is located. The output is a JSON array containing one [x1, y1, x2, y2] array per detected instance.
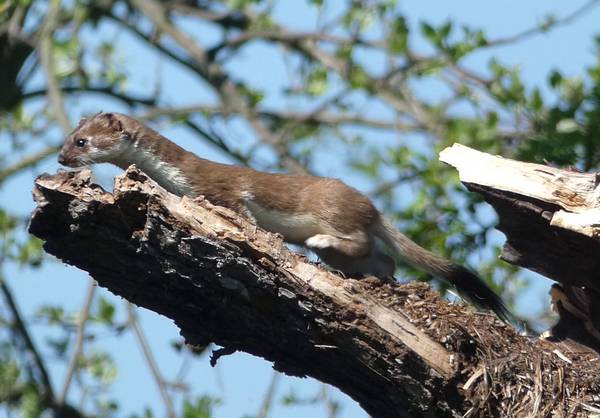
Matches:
[[38, 0, 71, 133], [126, 303, 175, 418], [484, 0, 600, 48], [113, 0, 599, 154], [256, 370, 280, 418], [0, 278, 55, 402], [166, 3, 249, 28], [206, 29, 382, 58], [182, 119, 251, 166], [6, 4, 27, 37], [320, 385, 338, 418], [102, 10, 200, 77], [369, 172, 420, 198], [57, 280, 96, 405], [140, 104, 405, 131], [129, 0, 210, 71], [174, 349, 192, 386], [22, 85, 157, 106], [0, 145, 61, 183]]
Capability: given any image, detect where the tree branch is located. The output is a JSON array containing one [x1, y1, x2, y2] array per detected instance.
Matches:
[[0, 279, 55, 403], [58, 280, 96, 405], [483, 0, 600, 48], [127, 303, 175, 418], [0, 145, 61, 184], [165, 3, 250, 29], [22, 85, 157, 107], [28, 167, 600, 417], [140, 104, 410, 131], [38, 0, 70, 133], [256, 370, 280, 418]]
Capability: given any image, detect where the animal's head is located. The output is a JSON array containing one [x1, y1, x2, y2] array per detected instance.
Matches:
[[58, 112, 133, 167]]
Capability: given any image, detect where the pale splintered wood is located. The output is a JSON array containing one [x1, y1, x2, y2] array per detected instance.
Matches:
[[291, 262, 454, 377], [439, 143, 600, 239]]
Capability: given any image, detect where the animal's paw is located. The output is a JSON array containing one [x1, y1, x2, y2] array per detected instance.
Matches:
[[305, 234, 335, 249]]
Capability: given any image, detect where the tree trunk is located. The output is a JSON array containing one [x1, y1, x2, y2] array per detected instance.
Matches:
[[29, 155, 600, 417]]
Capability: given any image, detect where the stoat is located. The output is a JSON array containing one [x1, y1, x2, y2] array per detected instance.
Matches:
[[58, 112, 510, 321]]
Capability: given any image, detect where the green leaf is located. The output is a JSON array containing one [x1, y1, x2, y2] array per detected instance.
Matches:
[[420, 22, 436, 43], [306, 67, 329, 96], [388, 16, 409, 53], [439, 21, 452, 39], [549, 70, 563, 88], [83, 352, 118, 384], [46, 335, 70, 357], [0, 208, 16, 233], [16, 237, 43, 267], [96, 297, 115, 325], [0, 359, 20, 399], [415, 58, 445, 76], [183, 395, 221, 418], [20, 389, 42, 418], [349, 66, 371, 91], [530, 87, 544, 112]]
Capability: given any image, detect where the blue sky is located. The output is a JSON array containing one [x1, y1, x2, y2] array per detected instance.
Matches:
[[3, 1, 600, 417]]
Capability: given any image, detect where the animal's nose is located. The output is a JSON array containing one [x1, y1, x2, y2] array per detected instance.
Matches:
[[57, 152, 67, 165]]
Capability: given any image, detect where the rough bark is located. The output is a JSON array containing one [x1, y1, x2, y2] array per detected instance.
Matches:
[[29, 165, 600, 418]]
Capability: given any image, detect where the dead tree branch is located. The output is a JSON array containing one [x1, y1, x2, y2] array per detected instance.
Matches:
[[29, 167, 600, 417], [440, 143, 600, 352]]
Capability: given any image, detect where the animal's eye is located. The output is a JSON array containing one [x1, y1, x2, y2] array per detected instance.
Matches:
[[75, 138, 87, 147]]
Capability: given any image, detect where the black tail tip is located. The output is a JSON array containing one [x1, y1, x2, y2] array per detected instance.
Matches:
[[447, 265, 512, 323]]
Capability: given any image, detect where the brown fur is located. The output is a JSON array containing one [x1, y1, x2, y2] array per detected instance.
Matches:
[[61, 113, 376, 234], [58, 112, 510, 320]]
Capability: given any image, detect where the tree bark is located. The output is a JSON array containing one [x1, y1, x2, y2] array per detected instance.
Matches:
[[29, 163, 600, 418]]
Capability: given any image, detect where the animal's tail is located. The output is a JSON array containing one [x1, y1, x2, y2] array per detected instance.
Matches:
[[373, 216, 511, 322]]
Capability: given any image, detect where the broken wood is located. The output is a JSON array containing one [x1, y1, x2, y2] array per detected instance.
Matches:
[[440, 143, 600, 351], [29, 166, 600, 417]]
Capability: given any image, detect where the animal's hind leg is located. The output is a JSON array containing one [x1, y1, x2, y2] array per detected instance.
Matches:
[[305, 232, 396, 278], [312, 246, 396, 278]]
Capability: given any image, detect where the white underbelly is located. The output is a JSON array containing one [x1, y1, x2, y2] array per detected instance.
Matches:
[[244, 200, 321, 243]]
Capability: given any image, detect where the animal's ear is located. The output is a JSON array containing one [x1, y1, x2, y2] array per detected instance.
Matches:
[[103, 113, 123, 132], [76, 117, 88, 129]]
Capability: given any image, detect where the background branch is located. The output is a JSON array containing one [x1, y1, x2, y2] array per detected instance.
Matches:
[[0, 279, 55, 403], [483, 0, 600, 47], [127, 302, 176, 418], [0, 145, 61, 184], [38, 0, 70, 132], [256, 371, 280, 418], [57, 280, 96, 405]]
